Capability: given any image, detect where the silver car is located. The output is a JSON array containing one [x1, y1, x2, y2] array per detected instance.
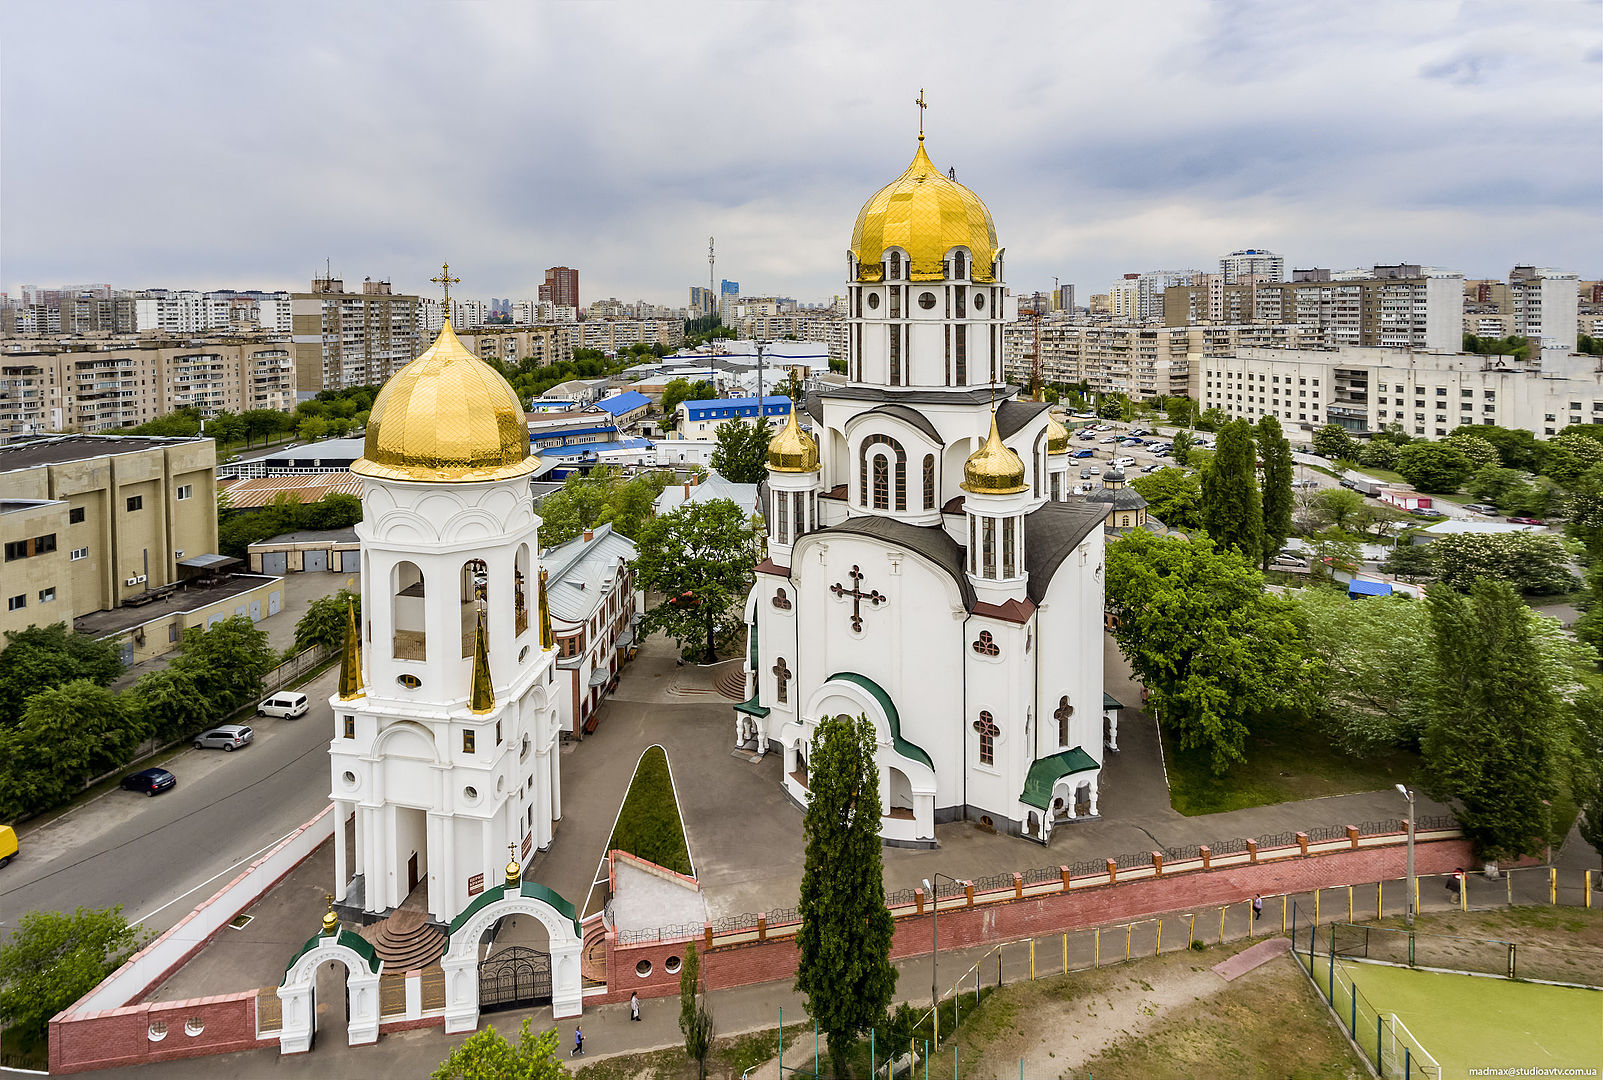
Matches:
[[194, 724, 254, 752]]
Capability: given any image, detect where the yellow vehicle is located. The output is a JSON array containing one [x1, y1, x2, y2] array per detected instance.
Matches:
[[0, 824, 16, 868]]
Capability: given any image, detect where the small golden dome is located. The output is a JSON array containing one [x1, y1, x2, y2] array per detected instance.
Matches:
[[505, 858, 522, 888], [962, 414, 1027, 495], [321, 899, 339, 937], [851, 142, 999, 283], [353, 319, 535, 483], [1045, 411, 1070, 455], [767, 408, 820, 473]]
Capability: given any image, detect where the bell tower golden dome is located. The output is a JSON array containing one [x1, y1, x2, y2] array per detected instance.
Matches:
[[850, 139, 999, 284]]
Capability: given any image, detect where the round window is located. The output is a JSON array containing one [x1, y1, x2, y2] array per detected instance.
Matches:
[[148, 1021, 168, 1042], [866, 292, 880, 310], [463, 786, 479, 802], [496, 776, 506, 795], [973, 292, 985, 310], [342, 770, 357, 788], [636, 959, 653, 977], [184, 1017, 205, 1037], [665, 955, 683, 974], [918, 292, 936, 310], [519, 645, 530, 663], [397, 673, 421, 689]]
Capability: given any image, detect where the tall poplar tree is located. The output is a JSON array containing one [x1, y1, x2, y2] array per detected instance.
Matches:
[[1256, 415, 1294, 567], [1420, 581, 1559, 862], [1200, 419, 1264, 563], [795, 713, 896, 1076]]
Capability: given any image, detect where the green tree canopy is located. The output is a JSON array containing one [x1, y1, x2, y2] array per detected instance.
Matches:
[[1104, 532, 1309, 772], [1296, 589, 1432, 753], [795, 713, 896, 1077], [1170, 428, 1194, 467], [1421, 581, 1564, 861], [1381, 541, 1437, 581], [633, 500, 761, 662], [661, 378, 717, 424], [1313, 423, 1358, 462], [170, 615, 277, 716], [1308, 487, 1366, 532], [1257, 415, 1294, 568], [1358, 440, 1399, 471], [0, 906, 144, 1047], [1165, 397, 1195, 426], [1574, 692, 1603, 872], [535, 467, 671, 546], [0, 680, 132, 819], [1199, 419, 1264, 563], [1444, 433, 1501, 470], [709, 418, 771, 484], [295, 590, 361, 655], [1455, 424, 1542, 472], [430, 1017, 568, 1080], [1395, 441, 1473, 493], [678, 942, 715, 1080], [0, 622, 123, 724], [1130, 467, 1203, 532], [1428, 531, 1578, 595]]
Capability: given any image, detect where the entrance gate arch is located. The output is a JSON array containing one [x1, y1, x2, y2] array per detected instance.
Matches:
[[441, 879, 584, 1033], [276, 928, 382, 1053], [478, 945, 553, 1012]]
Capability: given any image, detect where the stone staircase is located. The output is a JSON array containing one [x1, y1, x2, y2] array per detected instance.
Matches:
[[359, 908, 447, 971], [580, 918, 609, 986], [713, 666, 748, 701]]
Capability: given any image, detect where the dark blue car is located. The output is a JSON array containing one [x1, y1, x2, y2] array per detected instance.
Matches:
[[1071, 449, 1094, 459], [121, 767, 176, 797]]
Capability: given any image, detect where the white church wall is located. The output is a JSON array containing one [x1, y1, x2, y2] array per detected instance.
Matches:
[[1033, 531, 1108, 766], [962, 614, 1032, 828]]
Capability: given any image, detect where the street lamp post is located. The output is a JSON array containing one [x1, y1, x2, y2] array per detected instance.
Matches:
[[922, 873, 956, 1049], [1397, 784, 1416, 925]]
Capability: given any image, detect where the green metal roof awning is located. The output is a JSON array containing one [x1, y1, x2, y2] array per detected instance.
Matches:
[[826, 671, 933, 771], [1103, 692, 1124, 711], [734, 695, 770, 718], [1020, 747, 1099, 810]]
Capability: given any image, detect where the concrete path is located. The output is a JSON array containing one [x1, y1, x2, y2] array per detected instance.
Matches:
[[1211, 935, 1292, 981]]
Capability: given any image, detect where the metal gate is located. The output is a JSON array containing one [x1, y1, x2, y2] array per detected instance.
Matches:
[[261, 551, 288, 575], [477, 947, 551, 1013], [305, 549, 328, 573]]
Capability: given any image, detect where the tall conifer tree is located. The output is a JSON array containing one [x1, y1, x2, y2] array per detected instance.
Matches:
[[1200, 419, 1264, 563], [1257, 415, 1295, 567]]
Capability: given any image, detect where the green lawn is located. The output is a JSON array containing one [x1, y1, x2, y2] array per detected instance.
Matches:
[[606, 745, 693, 875], [1321, 959, 1602, 1079], [1164, 710, 1420, 816]]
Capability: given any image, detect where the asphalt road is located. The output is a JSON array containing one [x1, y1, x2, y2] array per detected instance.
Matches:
[[0, 666, 338, 938]]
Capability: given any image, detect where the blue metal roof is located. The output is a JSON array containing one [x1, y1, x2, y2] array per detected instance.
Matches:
[[596, 391, 649, 416], [1347, 579, 1393, 597], [538, 438, 654, 458], [682, 395, 791, 420]]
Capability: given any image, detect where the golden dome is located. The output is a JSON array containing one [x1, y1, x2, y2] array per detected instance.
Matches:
[[321, 897, 339, 937], [1045, 411, 1070, 455], [850, 141, 999, 283], [352, 319, 535, 483], [962, 414, 1027, 495], [767, 408, 820, 473]]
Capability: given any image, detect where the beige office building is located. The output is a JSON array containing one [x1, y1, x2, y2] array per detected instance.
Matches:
[[291, 277, 420, 393], [0, 338, 295, 440], [0, 435, 221, 638]]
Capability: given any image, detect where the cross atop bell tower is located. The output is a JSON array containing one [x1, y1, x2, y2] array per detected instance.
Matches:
[[915, 88, 927, 142], [430, 262, 461, 310]]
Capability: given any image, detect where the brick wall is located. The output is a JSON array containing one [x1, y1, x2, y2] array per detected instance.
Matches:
[[50, 992, 272, 1075]]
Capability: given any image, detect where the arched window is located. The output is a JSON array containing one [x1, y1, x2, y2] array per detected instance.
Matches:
[[923, 454, 935, 509], [392, 561, 426, 661], [859, 434, 907, 510], [953, 250, 967, 280], [515, 544, 531, 636], [461, 558, 488, 658], [973, 710, 999, 766], [775, 489, 790, 543], [1056, 696, 1074, 747]]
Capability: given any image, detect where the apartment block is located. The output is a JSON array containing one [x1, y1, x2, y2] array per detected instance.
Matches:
[[577, 319, 685, 354], [539, 267, 580, 310], [0, 435, 219, 638], [1199, 345, 1603, 439], [0, 337, 294, 440], [1219, 249, 1285, 284], [291, 277, 420, 393], [456, 326, 576, 368]]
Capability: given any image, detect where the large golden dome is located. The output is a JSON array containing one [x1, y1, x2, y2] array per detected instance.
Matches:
[[766, 408, 820, 473], [353, 320, 535, 483], [850, 141, 999, 283], [962, 414, 1027, 495]]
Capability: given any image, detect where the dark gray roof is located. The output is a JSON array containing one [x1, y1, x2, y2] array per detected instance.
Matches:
[[856, 403, 942, 444], [996, 399, 1050, 440], [812, 516, 974, 610], [819, 384, 1024, 407], [1023, 501, 1109, 604], [803, 390, 824, 424], [0, 434, 206, 472], [1085, 487, 1149, 511]]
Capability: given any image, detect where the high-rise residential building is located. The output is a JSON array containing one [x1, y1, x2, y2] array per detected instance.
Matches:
[[1220, 249, 1285, 284], [291, 276, 420, 393], [1108, 270, 1191, 321], [1508, 266, 1579, 353], [538, 266, 579, 310], [689, 286, 716, 316], [1056, 284, 1075, 313]]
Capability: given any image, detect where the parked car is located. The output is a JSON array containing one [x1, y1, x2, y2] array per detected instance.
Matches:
[[1409, 507, 1439, 518], [1142, 463, 1164, 473], [1070, 448, 1093, 459], [258, 692, 309, 719], [121, 768, 176, 797], [1129, 428, 1150, 437], [0, 824, 17, 868], [1100, 436, 1119, 444], [194, 724, 255, 752], [1121, 438, 1145, 446], [1271, 553, 1310, 568], [1087, 465, 1102, 475], [1077, 431, 1098, 440], [1339, 479, 1358, 490], [1465, 503, 1498, 515], [1508, 516, 1546, 526], [1112, 457, 1137, 469], [1153, 449, 1171, 458]]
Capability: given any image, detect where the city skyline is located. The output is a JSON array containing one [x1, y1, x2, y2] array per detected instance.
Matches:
[[2, 0, 1598, 308]]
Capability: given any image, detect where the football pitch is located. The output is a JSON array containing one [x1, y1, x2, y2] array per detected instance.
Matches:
[[1334, 958, 1602, 1079]]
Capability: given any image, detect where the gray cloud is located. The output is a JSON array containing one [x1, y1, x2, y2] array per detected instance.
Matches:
[[2, 0, 1598, 307]]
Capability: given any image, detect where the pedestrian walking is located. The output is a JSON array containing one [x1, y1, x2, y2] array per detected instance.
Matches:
[[571, 1026, 584, 1057], [1447, 867, 1464, 900], [630, 992, 641, 1021], [1252, 894, 1263, 922]]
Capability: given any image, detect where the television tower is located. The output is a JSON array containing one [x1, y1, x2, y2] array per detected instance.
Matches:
[[708, 237, 715, 318]]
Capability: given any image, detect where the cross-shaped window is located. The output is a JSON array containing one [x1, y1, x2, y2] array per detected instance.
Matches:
[[972, 630, 999, 656], [773, 658, 792, 704], [973, 711, 999, 766], [1056, 696, 1073, 747]]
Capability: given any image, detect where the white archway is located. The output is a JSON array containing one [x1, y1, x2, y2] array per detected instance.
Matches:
[[440, 881, 584, 1032], [276, 930, 383, 1053]]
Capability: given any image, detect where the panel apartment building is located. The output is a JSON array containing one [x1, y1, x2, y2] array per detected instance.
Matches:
[[1199, 346, 1603, 439], [0, 337, 295, 440], [291, 277, 420, 393], [1164, 265, 1463, 353]]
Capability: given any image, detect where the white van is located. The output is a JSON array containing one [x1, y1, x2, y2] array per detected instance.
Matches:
[[1111, 456, 1137, 470], [258, 691, 309, 719]]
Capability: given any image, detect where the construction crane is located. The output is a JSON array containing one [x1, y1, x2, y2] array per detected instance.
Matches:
[[1025, 308, 1044, 401]]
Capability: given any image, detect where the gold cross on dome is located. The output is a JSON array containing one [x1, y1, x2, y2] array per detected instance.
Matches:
[[915, 88, 927, 141], [430, 262, 460, 309]]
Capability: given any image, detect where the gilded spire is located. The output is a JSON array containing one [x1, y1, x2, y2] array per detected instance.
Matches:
[[321, 893, 339, 937], [1045, 410, 1069, 455], [915, 88, 927, 142], [469, 610, 495, 714], [538, 568, 555, 652], [961, 413, 1028, 495], [337, 598, 364, 701], [505, 842, 522, 888]]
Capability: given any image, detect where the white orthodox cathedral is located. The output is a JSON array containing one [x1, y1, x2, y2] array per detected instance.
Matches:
[[738, 137, 1113, 846], [328, 320, 564, 924]]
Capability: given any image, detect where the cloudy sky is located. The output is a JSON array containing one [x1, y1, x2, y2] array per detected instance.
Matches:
[[3, 0, 1599, 307]]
